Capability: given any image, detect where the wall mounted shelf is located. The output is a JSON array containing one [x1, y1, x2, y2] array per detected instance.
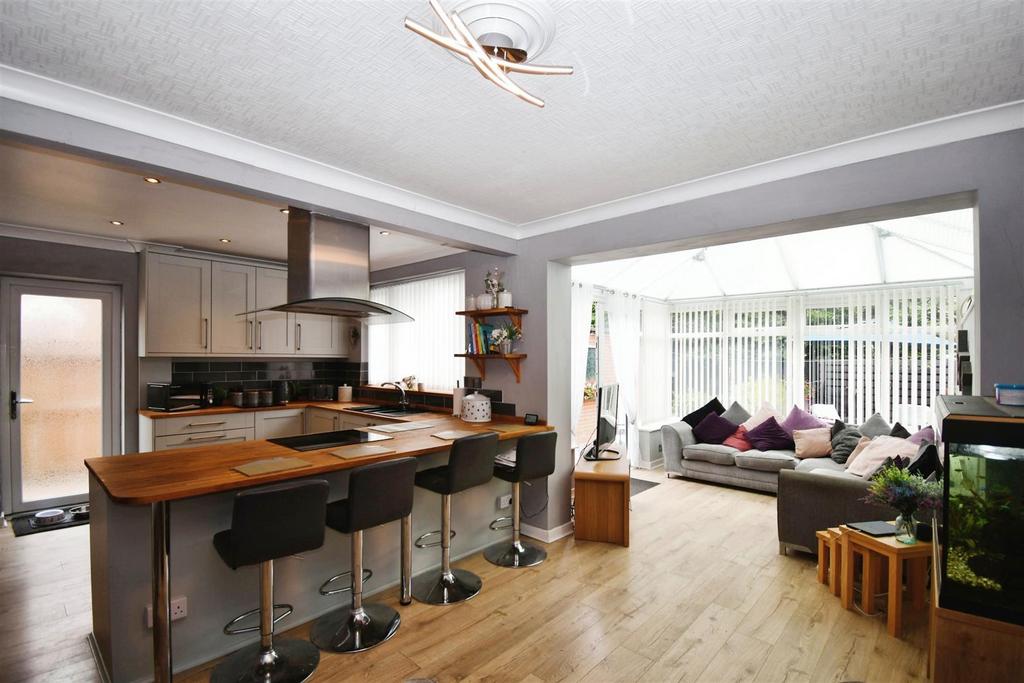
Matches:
[[454, 353, 526, 383], [456, 307, 528, 329]]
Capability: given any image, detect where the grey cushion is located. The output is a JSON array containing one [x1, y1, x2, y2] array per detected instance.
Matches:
[[795, 457, 847, 473], [734, 449, 798, 472], [859, 413, 891, 438], [682, 443, 738, 466], [830, 426, 863, 464], [721, 401, 751, 426]]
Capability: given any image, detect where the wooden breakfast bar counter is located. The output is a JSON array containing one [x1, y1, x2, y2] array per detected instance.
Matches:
[[86, 405, 550, 683]]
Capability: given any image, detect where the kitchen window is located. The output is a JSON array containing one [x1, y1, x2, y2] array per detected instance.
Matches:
[[368, 270, 465, 391]]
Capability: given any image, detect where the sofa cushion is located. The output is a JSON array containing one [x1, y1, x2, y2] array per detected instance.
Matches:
[[846, 435, 919, 478], [830, 422, 863, 464], [682, 397, 725, 428], [693, 412, 738, 444], [908, 442, 942, 478], [843, 436, 872, 470], [908, 425, 935, 445], [723, 425, 753, 452], [734, 449, 798, 472], [859, 413, 892, 438], [721, 401, 751, 425], [742, 402, 781, 431], [682, 443, 739, 466], [793, 427, 832, 458], [780, 405, 825, 435], [795, 457, 847, 473], [889, 422, 911, 439], [747, 416, 796, 451]]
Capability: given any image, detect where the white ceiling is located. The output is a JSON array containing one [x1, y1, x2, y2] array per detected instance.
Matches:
[[571, 208, 974, 300], [0, 141, 464, 269], [1, 1, 1020, 226]]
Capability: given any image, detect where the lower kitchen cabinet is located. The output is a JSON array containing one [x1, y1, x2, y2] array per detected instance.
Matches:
[[154, 428, 254, 451], [305, 407, 342, 434], [254, 408, 305, 439]]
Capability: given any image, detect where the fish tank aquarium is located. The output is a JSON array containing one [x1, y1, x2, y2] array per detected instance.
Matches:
[[939, 396, 1024, 627]]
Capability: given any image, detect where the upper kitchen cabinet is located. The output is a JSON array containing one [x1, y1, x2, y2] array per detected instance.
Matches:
[[255, 268, 294, 355], [142, 253, 211, 354], [140, 250, 347, 358], [210, 261, 256, 355]]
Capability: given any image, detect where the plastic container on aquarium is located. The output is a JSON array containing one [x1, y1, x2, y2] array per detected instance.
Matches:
[[994, 383, 1024, 406]]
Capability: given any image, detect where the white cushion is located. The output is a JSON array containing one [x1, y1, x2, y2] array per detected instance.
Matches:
[[741, 402, 780, 431], [845, 435, 919, 478]]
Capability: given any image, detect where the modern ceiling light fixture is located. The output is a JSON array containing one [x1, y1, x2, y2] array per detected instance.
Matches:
[[109, 220, 124, 226], [404, 0, 572, 108], [142, 176, 161, 184]]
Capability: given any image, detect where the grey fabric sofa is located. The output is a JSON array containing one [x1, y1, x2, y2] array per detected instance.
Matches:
[[661, 420, 883, 555]]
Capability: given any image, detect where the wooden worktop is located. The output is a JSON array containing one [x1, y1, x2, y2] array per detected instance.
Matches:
[[89, 410, 550, 505]]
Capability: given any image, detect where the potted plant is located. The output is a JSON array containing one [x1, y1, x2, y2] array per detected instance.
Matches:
[[489, 323, 522, 355], [863, 464, 943, 544]]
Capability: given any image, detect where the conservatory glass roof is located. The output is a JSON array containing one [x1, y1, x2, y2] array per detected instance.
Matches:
[[571, 208, 973, 300]]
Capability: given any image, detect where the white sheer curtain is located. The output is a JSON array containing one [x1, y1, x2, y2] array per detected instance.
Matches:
[[570, 282, 594, 448], [368, 270, 464, 390], [639, 299, 672, 424], [606, 292, 642, 464]]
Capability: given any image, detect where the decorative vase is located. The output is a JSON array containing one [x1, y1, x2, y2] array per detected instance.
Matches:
[[465, 295, 476, 311], [498, 290, 513, 308], [499, 340, 512, 355], [476, 293, 492, 310], [895, 512, 918, 545]]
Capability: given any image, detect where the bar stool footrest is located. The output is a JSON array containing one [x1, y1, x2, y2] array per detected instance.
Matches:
[[489, 516, 513, 531], [414, 529, 456, 549], [222, 603, 294, 635], [319, 569, 373, 596]]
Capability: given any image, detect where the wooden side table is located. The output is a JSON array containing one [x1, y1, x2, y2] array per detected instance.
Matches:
[[839, 525, 931, 638], [573, 456, 630, 547], [815, 527, 847, 596]]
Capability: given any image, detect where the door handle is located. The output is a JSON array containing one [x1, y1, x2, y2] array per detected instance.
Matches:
[[258, 320, 263, 350], [9, 391, 34, 419], [202, 318, 210, 349], [248, 320, 254, 349], [296, 322, 302, 351], [186, 420, 227, 427], [186, 433, 227, 442]]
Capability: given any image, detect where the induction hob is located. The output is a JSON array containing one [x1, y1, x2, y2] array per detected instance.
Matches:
[[268, 429, 392, 452]]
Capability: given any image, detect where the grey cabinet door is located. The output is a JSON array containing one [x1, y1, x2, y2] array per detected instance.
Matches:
[[295, 313, 341, 356], [255, 268, 294, 355], [144, 254, 211, 354], [211, 262, 256, 355]]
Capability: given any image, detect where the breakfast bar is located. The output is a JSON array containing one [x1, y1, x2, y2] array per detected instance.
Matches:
[[86, 404, 550, 683]]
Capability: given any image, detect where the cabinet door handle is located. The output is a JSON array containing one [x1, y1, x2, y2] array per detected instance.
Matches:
[[186, 420, 227, 427], [257, 320, 263, 350], [248, 320, 254, 349], [186, 433, 226, 442], [296, 322, 302, 351], [202, 318, 209, 349]]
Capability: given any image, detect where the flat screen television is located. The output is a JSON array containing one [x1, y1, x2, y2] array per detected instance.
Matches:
[[583, 383, 620, 461]]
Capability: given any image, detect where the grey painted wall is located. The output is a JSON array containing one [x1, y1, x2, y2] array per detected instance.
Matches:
[[0, 235, 140, 453]]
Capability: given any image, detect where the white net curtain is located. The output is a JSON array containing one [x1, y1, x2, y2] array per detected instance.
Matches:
[[572, 208, 974, 429]]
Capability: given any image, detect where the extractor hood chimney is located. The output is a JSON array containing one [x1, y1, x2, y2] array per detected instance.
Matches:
[[243, 208, 412, 322]]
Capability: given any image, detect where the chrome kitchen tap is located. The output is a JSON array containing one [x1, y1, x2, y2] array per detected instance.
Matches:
[[382, 381, 410, 408]]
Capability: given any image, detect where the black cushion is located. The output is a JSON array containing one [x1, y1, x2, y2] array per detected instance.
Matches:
[[830, 421, 864, 464], [213, 479, 329, 570], [326, 457, 418, 533], [889, 422, 911, 439], [908, 443, 942, 479], [415, 432, 498, 495], [494, 463, 517, 483], [682, 398, 725, 428]]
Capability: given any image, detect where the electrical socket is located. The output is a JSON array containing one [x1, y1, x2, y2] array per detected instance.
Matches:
[[146, 596, 188, 628], [498, 494, 513, 509]]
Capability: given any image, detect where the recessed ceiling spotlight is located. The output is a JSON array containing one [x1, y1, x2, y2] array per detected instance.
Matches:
[[280, 208, 290, 214], [143, 176, 162, 184], [219, 238, 232, 244], [110, 220, 124, 226], [379, 230, 391, 236]]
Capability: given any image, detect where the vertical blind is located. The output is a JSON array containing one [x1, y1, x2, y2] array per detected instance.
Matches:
[[368, 270, 465, 390], [670, 281, 965, 427]]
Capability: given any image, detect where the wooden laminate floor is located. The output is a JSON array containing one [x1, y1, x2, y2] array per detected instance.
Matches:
[[0, 471, 929, 682]]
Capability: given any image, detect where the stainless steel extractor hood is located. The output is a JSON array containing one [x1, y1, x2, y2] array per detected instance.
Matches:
[[242, 208, 412, 323]]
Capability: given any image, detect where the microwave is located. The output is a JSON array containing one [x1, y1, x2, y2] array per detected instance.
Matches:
[[146, 383, 210, 412]]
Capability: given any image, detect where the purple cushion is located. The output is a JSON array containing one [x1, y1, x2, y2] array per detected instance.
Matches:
[[779, 405, 825, 436], [693, 412, 738, 445], [908, 425, 935, 445], [747, 416, 796, 451]]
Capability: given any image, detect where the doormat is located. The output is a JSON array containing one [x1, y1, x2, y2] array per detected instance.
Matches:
[[11, 511, 89, 538], [630, 478, 659, 497]]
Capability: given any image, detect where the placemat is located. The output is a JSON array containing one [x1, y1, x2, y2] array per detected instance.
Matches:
[[233, 456, 312, 476], [330, 444, 397, 460], [431, 429, 480, 440]]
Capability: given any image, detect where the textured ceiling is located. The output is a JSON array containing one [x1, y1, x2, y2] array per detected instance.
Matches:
[[1, 1, 1022, 224], [0, 141, 464, 269]]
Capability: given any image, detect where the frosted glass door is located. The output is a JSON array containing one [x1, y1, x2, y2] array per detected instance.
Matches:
[[2, 278, 120, 513]]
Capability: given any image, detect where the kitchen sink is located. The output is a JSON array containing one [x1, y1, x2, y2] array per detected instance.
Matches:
[[346, 405, 427, 416]]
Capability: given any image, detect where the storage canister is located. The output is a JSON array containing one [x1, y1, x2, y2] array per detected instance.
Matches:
[[460, 391, 492, 423]]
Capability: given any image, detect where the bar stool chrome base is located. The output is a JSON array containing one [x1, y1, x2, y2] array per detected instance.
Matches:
[[310, 604, 400, 653], [484, 540, 547, 568], [210, 638, 319, 683], [412, 568, 482, 605]]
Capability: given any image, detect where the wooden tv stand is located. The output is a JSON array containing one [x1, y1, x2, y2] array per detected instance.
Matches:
[[573, 455, 630, 547]]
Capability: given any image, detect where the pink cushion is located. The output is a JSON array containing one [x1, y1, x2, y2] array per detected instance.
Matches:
[[723, 425, 753, 452], [741, 402, 781, 431], [846, 435, 919, 477], [843, 436, 872, 469], [908, 426, 935, 445], [792, 427, 832, 458], [779, 405, 826, 435]]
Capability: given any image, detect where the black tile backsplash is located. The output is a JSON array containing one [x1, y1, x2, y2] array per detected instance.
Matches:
[[169, 359, 367, 401], [353, 384, 516, 416]]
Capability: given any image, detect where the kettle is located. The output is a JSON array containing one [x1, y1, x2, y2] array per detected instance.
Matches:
[[460, 391, 492, 423]]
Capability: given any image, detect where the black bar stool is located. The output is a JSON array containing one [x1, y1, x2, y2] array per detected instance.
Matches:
[[412, 432, 498, 605], [311, 457, 418, 653], [485, 431, 557, 568], [211, 479, 329, 683]]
